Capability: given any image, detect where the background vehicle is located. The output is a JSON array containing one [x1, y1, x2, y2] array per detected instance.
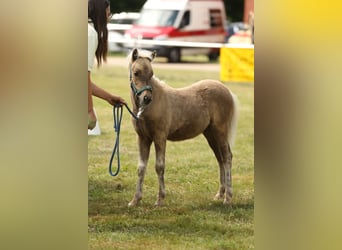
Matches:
[[124, 0, 227, 62], [225, 21, 249, 41], [108, 12, 140, 52], [225, 21, 252, 44]]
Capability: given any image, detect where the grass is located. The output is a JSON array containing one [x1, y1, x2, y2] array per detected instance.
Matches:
[[88, 56, 254, 249]]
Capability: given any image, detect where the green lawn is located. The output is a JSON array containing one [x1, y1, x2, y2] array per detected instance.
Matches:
[[88, 56, 254, 249]]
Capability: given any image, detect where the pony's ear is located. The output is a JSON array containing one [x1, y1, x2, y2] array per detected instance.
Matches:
[[132, 48, 139, 62], [151, 50, 157, 61]]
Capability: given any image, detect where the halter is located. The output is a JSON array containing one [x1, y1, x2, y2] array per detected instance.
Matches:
[[129, 63, 153, 97]]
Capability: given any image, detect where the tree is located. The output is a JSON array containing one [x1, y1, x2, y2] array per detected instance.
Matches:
[[224, 0, 244, 22], [109, 0, 145, 13]]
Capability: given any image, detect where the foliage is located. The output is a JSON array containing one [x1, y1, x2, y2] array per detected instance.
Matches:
[[225, 0, 245, 21], [109, 0, 145, 13]]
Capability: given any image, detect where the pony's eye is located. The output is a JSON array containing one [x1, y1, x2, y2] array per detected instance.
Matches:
[[134, 71, 139, 77]]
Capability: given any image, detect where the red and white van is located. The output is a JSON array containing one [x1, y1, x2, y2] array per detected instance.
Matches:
[[124, 0, 227, 62]]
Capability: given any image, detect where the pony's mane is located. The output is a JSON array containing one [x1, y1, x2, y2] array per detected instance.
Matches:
[[127, 49, 171, 90], [127, 49, 154, 62], [150, 75, 172, 92], [152, 76, 164, 84]]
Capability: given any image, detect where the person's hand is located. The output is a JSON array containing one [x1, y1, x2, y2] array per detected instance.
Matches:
[[88, 108, 97, 130], [107, 94, 126, 107]]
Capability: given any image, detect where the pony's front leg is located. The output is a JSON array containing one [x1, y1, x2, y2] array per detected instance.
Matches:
[[128, 136, 152, 207], [154, 139, 166, 206]]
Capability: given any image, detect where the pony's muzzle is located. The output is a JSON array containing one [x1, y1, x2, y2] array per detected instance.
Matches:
[[137, 89, 152, 107]]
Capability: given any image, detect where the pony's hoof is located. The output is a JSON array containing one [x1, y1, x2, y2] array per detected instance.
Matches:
[[128, 201, 135, 207], [154, 200, 164, 207], [128, 199, 139, 207], [223, 197, 232, 205], [214, 193, 223, 201]]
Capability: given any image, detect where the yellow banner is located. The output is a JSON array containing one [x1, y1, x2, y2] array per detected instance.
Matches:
[[220, 47, 254, 83]]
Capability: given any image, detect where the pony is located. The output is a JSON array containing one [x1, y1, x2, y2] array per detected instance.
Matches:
[[127, 48, 238, 206]]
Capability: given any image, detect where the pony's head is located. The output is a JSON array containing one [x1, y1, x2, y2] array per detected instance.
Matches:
[[128, 48, 156, 111]]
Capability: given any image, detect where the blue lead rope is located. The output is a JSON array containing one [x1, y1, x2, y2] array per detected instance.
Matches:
[[108, 103, 138, 176]]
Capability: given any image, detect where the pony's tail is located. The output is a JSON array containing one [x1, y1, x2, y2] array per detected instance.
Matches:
[[228, 93, 239, 148]]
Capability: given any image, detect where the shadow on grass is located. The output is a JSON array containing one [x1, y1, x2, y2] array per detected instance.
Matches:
[[89, 177, 254, 216], [89, 177, 254, 249]]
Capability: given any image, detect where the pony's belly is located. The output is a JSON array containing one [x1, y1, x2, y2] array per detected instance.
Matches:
[[167, 127, 203, 141]]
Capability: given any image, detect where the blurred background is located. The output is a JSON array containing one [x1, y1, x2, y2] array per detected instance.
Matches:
[[107, 0, 254, 58]]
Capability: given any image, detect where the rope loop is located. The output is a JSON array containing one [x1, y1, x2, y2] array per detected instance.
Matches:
[[108, 103, 138, 176]]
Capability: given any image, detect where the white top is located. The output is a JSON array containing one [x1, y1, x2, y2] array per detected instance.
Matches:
[[88, 22, 98, 71]]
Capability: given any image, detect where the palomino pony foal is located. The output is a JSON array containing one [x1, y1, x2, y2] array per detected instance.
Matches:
[[127, 48, 238, 206]]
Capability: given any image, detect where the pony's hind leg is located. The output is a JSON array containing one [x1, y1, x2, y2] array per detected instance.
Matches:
[[216, 144, 233, 204], [223, 144, 233, 204], [128, 136, 152, 207], [214, 166, 225, 200], [204, 129, 233, 204]]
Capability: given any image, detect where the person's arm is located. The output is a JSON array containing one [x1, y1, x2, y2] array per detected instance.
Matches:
[[88, 71, 97, 129], [91, 79, 126, 106]]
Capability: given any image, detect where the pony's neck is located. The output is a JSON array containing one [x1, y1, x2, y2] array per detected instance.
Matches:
[[151, 76, 166, 90], [151, 76, 167, 97]]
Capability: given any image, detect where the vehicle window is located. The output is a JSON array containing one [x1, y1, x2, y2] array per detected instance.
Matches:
[[179, 10, 190, 28], [138, 9, 179, 27], [209, 9, 223, 28], [109, 18, 136, 25]]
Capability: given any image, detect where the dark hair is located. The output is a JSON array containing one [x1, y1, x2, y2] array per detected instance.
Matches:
[[88, 0, 110, 66]]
